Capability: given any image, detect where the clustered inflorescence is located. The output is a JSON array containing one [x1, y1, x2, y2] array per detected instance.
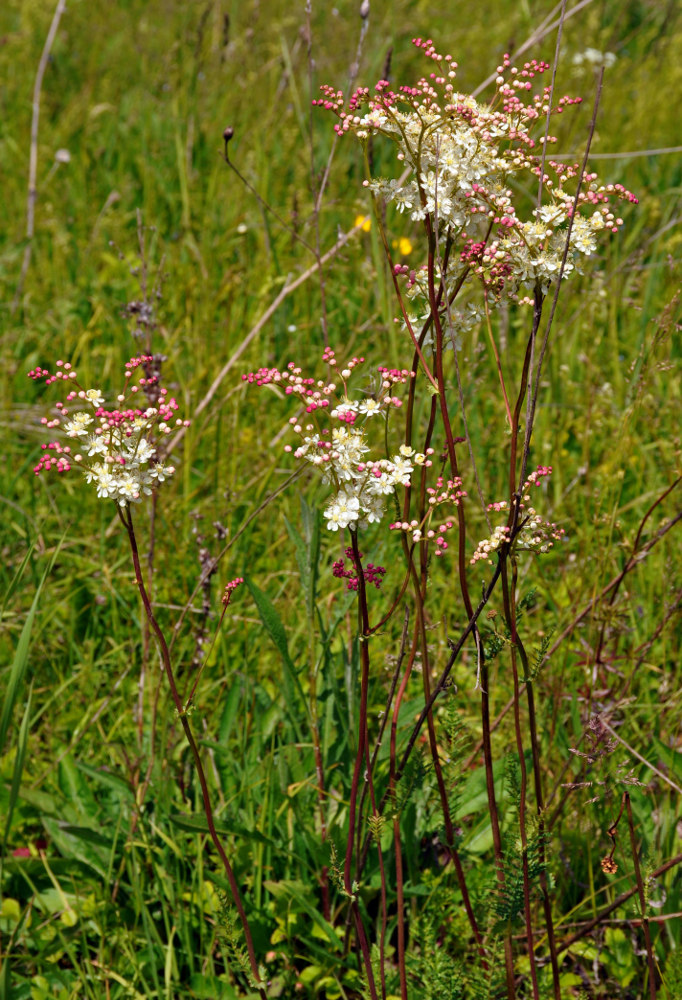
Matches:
[[333, 548, 386, 591], [388, 472, 468, 557], [243, 349, 431, 533], [470, 466, 564, 564], [315, 38, 637, 342], [28, 357, 188, 506]]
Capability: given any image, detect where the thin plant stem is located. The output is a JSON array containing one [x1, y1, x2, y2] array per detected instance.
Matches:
[[365, 736, 388, 1000], [12, 0, 67, 313], [556, 852, 682, 955], [425, 216, 474, 620], [513, 607, 561, 999], [483, 291, 513, 429], [518, 71, 604, 494], [393, 813, 407, 1000], [480, 649, 517, 1000], [344, 529, 379, 1000], [406, 535, 486, 955], [624, 792, 658, 999], [396, 559, 503, 782], [386, 612, 423, 1000], [118, 506, 265, 997], [500, 559, 539, 1000]]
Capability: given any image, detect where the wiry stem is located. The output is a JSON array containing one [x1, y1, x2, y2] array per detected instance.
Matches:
[[119, 506, 265, 997], [12, 0, 67, 313], [624, 793, 658, 999], [344, 529, 379, 1000], [500, 560, 539, 1000]]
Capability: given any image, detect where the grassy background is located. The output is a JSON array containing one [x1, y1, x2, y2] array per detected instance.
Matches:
[[1, 0, 681, 997]]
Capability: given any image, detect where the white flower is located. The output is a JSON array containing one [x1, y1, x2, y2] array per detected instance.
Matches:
[[85, 434, 108, 457], [94, 469, 117, 499], [150, 462, 175, 483], [324, 492, 361, 531], [83, 388, 104, 407], [64, 412, 93, 437], [389, 455, 414, 485], [133, 438, 156, 464], [361, 495, 385, 524], [367, 470, 397, 496], [116, 474, 141, 503], [358, 398, 384, 417]]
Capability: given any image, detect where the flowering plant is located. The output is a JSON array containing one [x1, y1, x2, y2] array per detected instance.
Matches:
[[23, 30, 660, 1000], [244, 348, 431, 532], [28, 355, 187, 505]]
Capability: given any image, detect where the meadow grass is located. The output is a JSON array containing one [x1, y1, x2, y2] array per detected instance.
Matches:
[[1, 0, 681, 997]]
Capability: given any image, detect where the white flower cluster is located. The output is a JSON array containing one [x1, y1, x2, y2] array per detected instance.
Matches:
[[245, 353, 430, 533], [320, 439, 428, 532], [318, 40, 637, 322], [359, 95, 624, 299], [74, 409, 176, 506], [31, 358, 187, 507]]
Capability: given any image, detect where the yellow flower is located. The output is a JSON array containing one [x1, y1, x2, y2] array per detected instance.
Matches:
[[398, 237, 413, 255], [354, 214, 371, 232]]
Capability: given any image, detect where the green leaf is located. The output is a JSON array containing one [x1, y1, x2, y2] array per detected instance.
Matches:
[[58, 755, 99, 823], [168, 812, 274, 847], [1, 683, 32, 871], [263, 879, 344, 950], [75, 761, 134, 798], [41, 818, 110, 879], [245, 576, 306, 739], [245, 575, 293, 668], [0, 537, 63, 755]]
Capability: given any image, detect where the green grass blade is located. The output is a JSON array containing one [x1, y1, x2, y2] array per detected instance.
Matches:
[[0, 536, 63, 755], [0, 682, 32, 878]]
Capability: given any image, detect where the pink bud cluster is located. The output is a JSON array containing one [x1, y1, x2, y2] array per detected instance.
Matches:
[[377, 366, 415, 387], [390, 473, 466, 556], [333, 547, 386, 591], [33, 440, 73, 475], [222, 577, 244, 607], [28, 359, 78, 387], [28, 357, 188, 505], [472, 467, 564, 564]]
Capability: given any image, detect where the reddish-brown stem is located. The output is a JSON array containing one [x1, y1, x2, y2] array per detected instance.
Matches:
[[367, 184, 438, 389], [500, 560, 539, 1000], [406, 538, 486, 955], [556, 852, 682, 955], [344, 529, 379, 1000], [521, 658, 561, 1000], [365, 734, 388, 1000], [508, 304, 541, 505], [425, 218, 474, 621], [396, 559, 503, 783], [119, 507, 265, 997], [518, 72, 604, 495], [479, 650, 516, 1000], [389, 621, 420, 1000]]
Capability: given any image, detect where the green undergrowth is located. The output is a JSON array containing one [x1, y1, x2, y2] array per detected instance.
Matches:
[[1, 0, 681, 997]]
